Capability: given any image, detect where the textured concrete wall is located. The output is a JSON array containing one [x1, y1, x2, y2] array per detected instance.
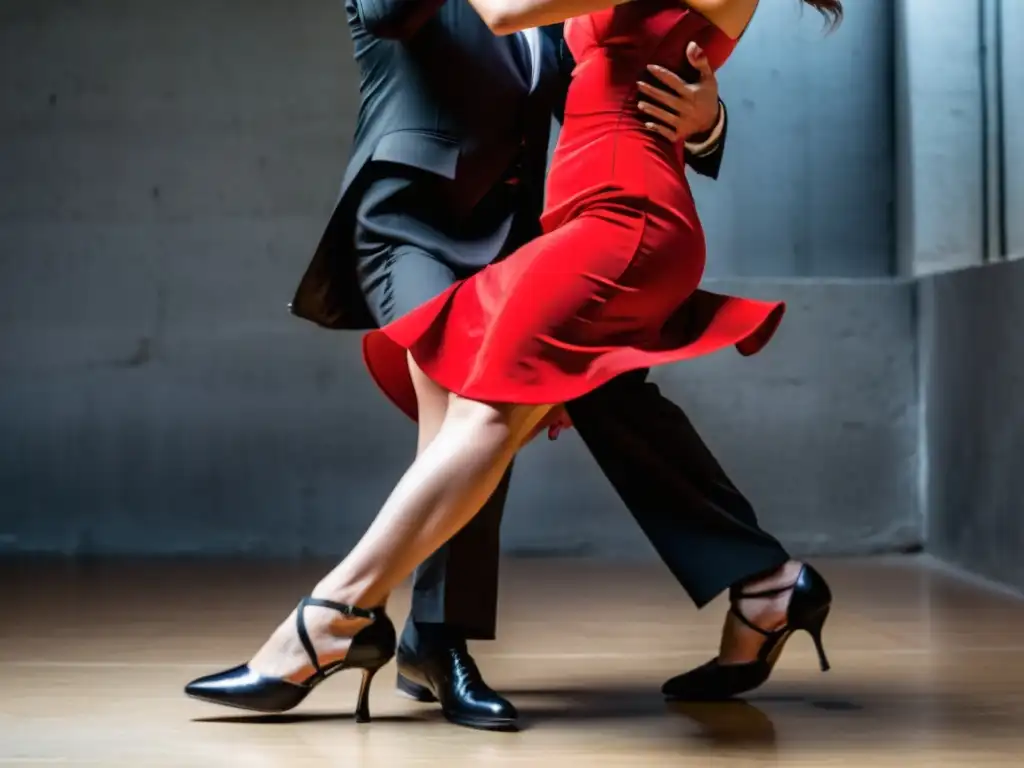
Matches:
[[895, 0, 1021, 274], [0, 0, 895, 282], [919, 259, 1024, 593], [894, 0, 984, 275], [645, 279, 921, 555], [3, 0, 1020, 597], [0, 0, 910, 558], [0, 277, 920, 557], [691, 0, 895, 278], [1002, 0, 1024, 258]]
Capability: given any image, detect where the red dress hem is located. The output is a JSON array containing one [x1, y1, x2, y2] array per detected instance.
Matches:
[[363, 282, 786, 422]]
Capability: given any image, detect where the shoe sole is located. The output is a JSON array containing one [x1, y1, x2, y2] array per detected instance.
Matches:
[[395, 673, 519, 731], [184, 691, 295, 714], [395, 673, 439, 702], [663, 691, 742, 702]]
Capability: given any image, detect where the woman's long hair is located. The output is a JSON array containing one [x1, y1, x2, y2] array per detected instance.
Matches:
[[803, 0, 843, 28]]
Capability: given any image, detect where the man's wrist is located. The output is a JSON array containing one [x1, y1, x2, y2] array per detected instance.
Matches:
[[683, 99, 725, 157]]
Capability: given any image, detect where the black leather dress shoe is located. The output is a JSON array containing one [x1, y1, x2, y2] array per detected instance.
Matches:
[[395, 642, 518, 730]]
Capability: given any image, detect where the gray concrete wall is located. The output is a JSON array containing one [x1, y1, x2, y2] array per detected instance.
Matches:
[[0, 0, 917, 558], [0, 0, 896, 282], [3, 0, 1021, 597], [894, 0, 984, 275], [919, 258, 1024, 593], [895, 0, 1022, 274], [0, 278, 921, 557], [692, 0, 895, 278], [1002, 0, 1024, 258]]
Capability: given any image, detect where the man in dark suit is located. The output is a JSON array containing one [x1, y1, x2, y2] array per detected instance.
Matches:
[[290, 0, 793, 730]]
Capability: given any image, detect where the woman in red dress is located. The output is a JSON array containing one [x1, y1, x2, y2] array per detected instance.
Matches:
[[186, 0, 842, 722]]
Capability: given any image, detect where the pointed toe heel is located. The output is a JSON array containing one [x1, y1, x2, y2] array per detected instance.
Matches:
[[804, 605, 831, 672], [184, 597, 396, 717]]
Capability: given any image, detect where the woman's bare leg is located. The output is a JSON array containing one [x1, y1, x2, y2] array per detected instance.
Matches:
[[313, 381, 552, 612], [327, 356, 450, 619], [248, 358, 552, 681], [411, 353, 451, 456]]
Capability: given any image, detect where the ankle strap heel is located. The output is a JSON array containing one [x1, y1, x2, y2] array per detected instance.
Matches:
[[662, 564, 833, 701], [184, 596, 396, 719]]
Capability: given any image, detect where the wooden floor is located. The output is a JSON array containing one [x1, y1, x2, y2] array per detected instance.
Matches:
[[3, 556, 1024, 766]]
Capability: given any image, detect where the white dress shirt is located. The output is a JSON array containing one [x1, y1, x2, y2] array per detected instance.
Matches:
[[683, 101, 726, 157], [516, 28, 543, 91]]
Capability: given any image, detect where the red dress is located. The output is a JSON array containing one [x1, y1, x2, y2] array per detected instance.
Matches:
[[363, 2, 784, 420]]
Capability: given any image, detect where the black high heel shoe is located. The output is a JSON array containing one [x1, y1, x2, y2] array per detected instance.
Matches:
[[184, 597, 396, 722], [662, 564, 832, 701]]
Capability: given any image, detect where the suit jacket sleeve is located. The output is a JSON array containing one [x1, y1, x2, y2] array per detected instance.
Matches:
[[683, 100, 727, 180], [353, 0, 447, 39]]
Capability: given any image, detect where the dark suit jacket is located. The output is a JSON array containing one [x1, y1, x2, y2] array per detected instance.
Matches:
[[290, 0, 728, 331]]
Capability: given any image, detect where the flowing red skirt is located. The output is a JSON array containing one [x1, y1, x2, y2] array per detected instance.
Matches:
[[362, 197, 784, 423]]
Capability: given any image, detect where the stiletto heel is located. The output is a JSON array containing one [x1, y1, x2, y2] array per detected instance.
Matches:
[[804, 606, 831, 672], [184, 597, 396, 716], [662, 564, 833, 701], [355, 664, 383, 723]]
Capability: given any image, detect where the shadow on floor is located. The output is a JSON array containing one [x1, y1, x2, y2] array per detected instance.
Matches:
[[499, 681, 1020, 746], [193, 712, 421, 725], [194, 680, 1021, 751]]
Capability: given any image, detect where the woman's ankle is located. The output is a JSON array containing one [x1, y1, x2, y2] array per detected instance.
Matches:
[[311, 576, 388, 614], [740, 560, 802, 593]]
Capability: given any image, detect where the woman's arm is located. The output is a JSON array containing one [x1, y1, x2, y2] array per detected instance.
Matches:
[[469, 0, 628, 36], [682, 0, 758, 39], [470, 0, 757, 39]]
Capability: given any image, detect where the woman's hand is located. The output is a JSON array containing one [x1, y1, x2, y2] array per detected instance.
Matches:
[[637, 42, 720, 143], [545, 406, 574, 440], [525, 405, 575, 442]]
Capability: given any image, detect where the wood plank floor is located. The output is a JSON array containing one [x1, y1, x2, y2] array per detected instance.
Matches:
[[2, 555, 1024, 766]]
